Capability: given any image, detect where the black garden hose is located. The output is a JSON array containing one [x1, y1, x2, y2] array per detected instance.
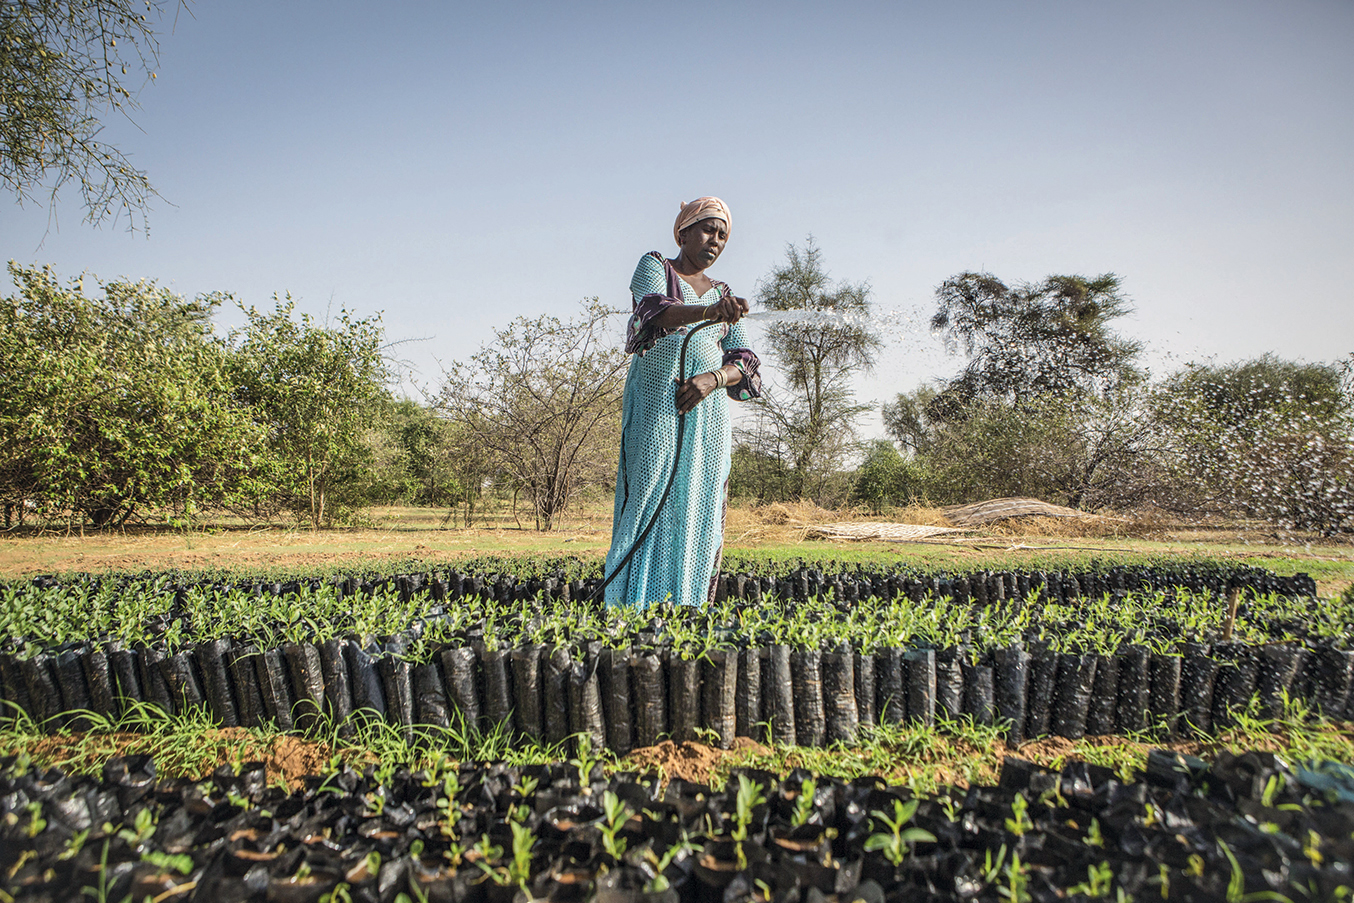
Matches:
[[591, 318, 724, 603]]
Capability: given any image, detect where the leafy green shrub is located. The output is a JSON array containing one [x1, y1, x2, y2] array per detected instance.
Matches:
[[0, 264, 269, 528], [850, 441, 927, 512]]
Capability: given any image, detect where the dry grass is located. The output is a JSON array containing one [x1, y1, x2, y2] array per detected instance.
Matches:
[[0, 509, 612, 579]]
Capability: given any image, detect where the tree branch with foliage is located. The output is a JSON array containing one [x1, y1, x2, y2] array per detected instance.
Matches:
[[228, 297, 390, 529], [928, 271, 1142, 416], [0, 262, 267, 529], [2, 0, 189, 230]]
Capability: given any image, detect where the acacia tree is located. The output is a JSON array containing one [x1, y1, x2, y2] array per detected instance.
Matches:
[[881, 270, 1151, 508], [437, 298, 626, 531], [927, 272, 1141, 416], [228, 297, 390, 528], [2, 0, 187, 229], [747, 238, 881, 502], [0, 263, 267, 529]]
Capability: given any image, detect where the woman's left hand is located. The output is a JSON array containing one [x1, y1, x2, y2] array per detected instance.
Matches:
[[675, 372, 719, 413]]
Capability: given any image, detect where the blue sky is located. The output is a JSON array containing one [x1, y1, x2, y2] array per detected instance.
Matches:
[[4, 0, 1351, 431]]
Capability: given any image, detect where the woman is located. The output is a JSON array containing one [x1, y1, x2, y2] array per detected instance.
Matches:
[[603, 197, 762, 607]]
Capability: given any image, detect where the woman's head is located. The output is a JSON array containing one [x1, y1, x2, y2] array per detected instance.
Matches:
[[674, 197, 731, 246], [674, 197, 731, 270]]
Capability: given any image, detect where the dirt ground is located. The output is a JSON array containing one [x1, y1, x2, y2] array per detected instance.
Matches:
[[2, 728, 339, 792], [2, 502, 1350, 596], [4, 729, 1301, 795]]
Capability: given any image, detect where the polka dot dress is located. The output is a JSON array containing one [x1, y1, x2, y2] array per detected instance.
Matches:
[[603, 254, 755, 607]]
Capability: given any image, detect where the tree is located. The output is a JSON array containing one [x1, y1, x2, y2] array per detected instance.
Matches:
[[228, 297, 390, 528], [892, 384, 1166, 510], [390, 399, 461, 508], [437, 298, 626, 531], [881, 385, 940, 457], [850, 440, 926, 513], [746, 238, 881, 502], [877, 270, 1154, 509], [1151, 355, 1354, 534], [2, 0, 186, 229], [358, 398, 462, 508], [927, 272, 1142, 418], [728, 437, 795, 503], [0, 262, 267, 528]]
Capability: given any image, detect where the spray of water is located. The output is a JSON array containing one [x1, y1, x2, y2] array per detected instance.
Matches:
[[606, 303, 944, 363], [741, 306, 932, 350]]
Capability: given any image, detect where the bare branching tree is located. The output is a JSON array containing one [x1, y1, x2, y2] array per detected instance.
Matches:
[[746, 238, 881, 503], [437, 299, 626, 531]]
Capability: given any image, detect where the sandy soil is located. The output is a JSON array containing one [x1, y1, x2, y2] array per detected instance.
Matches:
[[2, 728, 340, 792], [2, 503, 1350, 595]]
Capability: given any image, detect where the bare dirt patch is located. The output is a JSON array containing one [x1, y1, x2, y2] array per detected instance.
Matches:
[[0, 728, 342, 791], [622, 738, 772, 784], [0, 525, 612, 579], [618, 735, 1171, 791]]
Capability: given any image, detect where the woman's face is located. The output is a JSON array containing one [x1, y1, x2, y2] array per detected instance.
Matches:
[[678, 217, 729, 269]]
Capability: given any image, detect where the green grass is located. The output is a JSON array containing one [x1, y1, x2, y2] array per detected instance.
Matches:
[[5, 696, 1351, 799]]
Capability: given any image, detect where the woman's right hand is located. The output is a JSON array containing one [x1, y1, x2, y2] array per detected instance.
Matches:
[[707, 292, 749, 324]]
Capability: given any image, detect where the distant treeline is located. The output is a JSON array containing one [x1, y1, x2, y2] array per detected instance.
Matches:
[[3, 262, 1350, 534], [736, 270, 1354, 537]]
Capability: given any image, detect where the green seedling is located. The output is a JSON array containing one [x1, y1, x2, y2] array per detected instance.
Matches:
[[998, 851, 1031, 903], [512, 774, 540, 801], [731, 775, 766, 842], [1005, 792, 1032, 837], [58, 828, 90, 861], [571, 734, 602, 793], [1219, 839, 1294, 903], [1302, 829, 1322, 867], [507, 820, 535, 890], [791, 778, 817, 828], [141, 849, 194, 876], [117, 807, 156, 846], [981, 844, 1009, 884], [80, 839, 118, 903], [1067, 861, 1114, 898], [644, 834, 694, 894], [22, 801, 45, 839], [863, 798, 936, 867], [320, 884, 355, 903], [1085, 817, 1104, 848], [599, 791, 632, 859]]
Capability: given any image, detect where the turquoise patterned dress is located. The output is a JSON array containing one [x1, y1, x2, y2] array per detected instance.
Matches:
[[603, 252, 761, 607]]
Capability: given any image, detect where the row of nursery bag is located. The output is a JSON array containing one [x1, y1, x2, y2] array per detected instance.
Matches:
[[4, 633, 1353, 749], [0, 565, 1332, 663], [13, 562, 1320, 607]]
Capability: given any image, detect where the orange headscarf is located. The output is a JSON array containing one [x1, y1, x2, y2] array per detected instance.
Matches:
[[673, 197, 731, 246]]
